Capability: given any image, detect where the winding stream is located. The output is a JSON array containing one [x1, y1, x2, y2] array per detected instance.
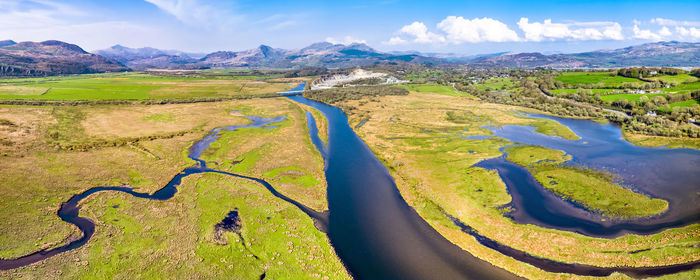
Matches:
[[1, 83, 698, 279], [0, 114, 326, 271]]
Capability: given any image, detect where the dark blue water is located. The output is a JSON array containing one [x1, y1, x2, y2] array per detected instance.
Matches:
[[477, 114, 700, 236], [286, 89, 523, 279]]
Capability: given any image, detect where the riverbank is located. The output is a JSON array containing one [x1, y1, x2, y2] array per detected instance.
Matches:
[[334, 90, 699, 279]]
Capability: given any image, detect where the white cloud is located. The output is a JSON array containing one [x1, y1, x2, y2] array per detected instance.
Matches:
[[517, 18, 623, 41], [398, 21, 446, 43], [658, 26, 672, 37], [384, 36, 407, 45], [650, 18, 700, 27], [633, 18, 700, 40], [632, 25, 673, 40], [437, 16, 519, 43], [676, 27, 700, 39], [325, 36, 367, 45]]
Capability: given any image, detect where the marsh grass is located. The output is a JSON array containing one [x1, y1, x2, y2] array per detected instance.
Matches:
[[532, 166, 669, 218], [334, 91, 700, 279], [0, 96, 345, 278]]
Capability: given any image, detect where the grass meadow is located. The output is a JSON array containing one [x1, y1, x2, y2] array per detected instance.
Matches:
[[0, 72, 291, 100]]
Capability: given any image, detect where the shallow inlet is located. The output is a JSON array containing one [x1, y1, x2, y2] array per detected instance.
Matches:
[[476, 114, 700, 237]]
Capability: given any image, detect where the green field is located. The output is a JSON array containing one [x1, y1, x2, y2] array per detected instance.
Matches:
[[670, 99, 700, 108], [396, 83, 474, 97], [0, 73, 290, 100], [600, 93, 665, 102], [555, 72, 644, 87], [658, 99, 700, 112], [550, 88, 617, 94], [648, 74, 699, 85], [662, 81, 700, 95], [474, 77, 516, 91]]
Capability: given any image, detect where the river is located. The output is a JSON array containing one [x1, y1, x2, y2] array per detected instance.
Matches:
[[1, 83, 698, 279]]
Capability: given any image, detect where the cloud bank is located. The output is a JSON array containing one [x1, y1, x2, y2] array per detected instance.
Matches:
[[386, 16, 698, 45]]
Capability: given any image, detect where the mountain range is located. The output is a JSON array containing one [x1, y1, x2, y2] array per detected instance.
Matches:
[[0, 40, 128, 76], [470, 41, 700, 68], [94, 42, 443, 70], [1, 40, 699, 76]]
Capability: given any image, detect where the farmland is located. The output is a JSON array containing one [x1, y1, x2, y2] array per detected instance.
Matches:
[[0, 72, 291, 100], [555, 71, 644, 87]]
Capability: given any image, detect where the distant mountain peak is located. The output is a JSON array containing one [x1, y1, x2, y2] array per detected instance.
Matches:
[[0, 40, 17, 48], [39, 40, 87, 53], [344, 42, 374, 51]]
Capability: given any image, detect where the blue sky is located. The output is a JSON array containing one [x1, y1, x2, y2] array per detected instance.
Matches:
[[0, 0, 699, 54]]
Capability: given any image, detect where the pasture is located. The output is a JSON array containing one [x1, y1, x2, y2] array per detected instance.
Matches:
[[555, 71, 644, 87], [0, 72, 291, 100]]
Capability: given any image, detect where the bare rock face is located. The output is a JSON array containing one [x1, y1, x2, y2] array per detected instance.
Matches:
[[0, 40, 129, 76]]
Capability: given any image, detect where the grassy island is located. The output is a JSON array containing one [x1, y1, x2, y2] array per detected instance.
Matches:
[[505, 145, 669, 218], [532, 167, 669, 218]]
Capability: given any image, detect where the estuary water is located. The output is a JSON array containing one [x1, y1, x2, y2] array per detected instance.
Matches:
[[287, 84, 699, 278], [476, 114, 700, 237]]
